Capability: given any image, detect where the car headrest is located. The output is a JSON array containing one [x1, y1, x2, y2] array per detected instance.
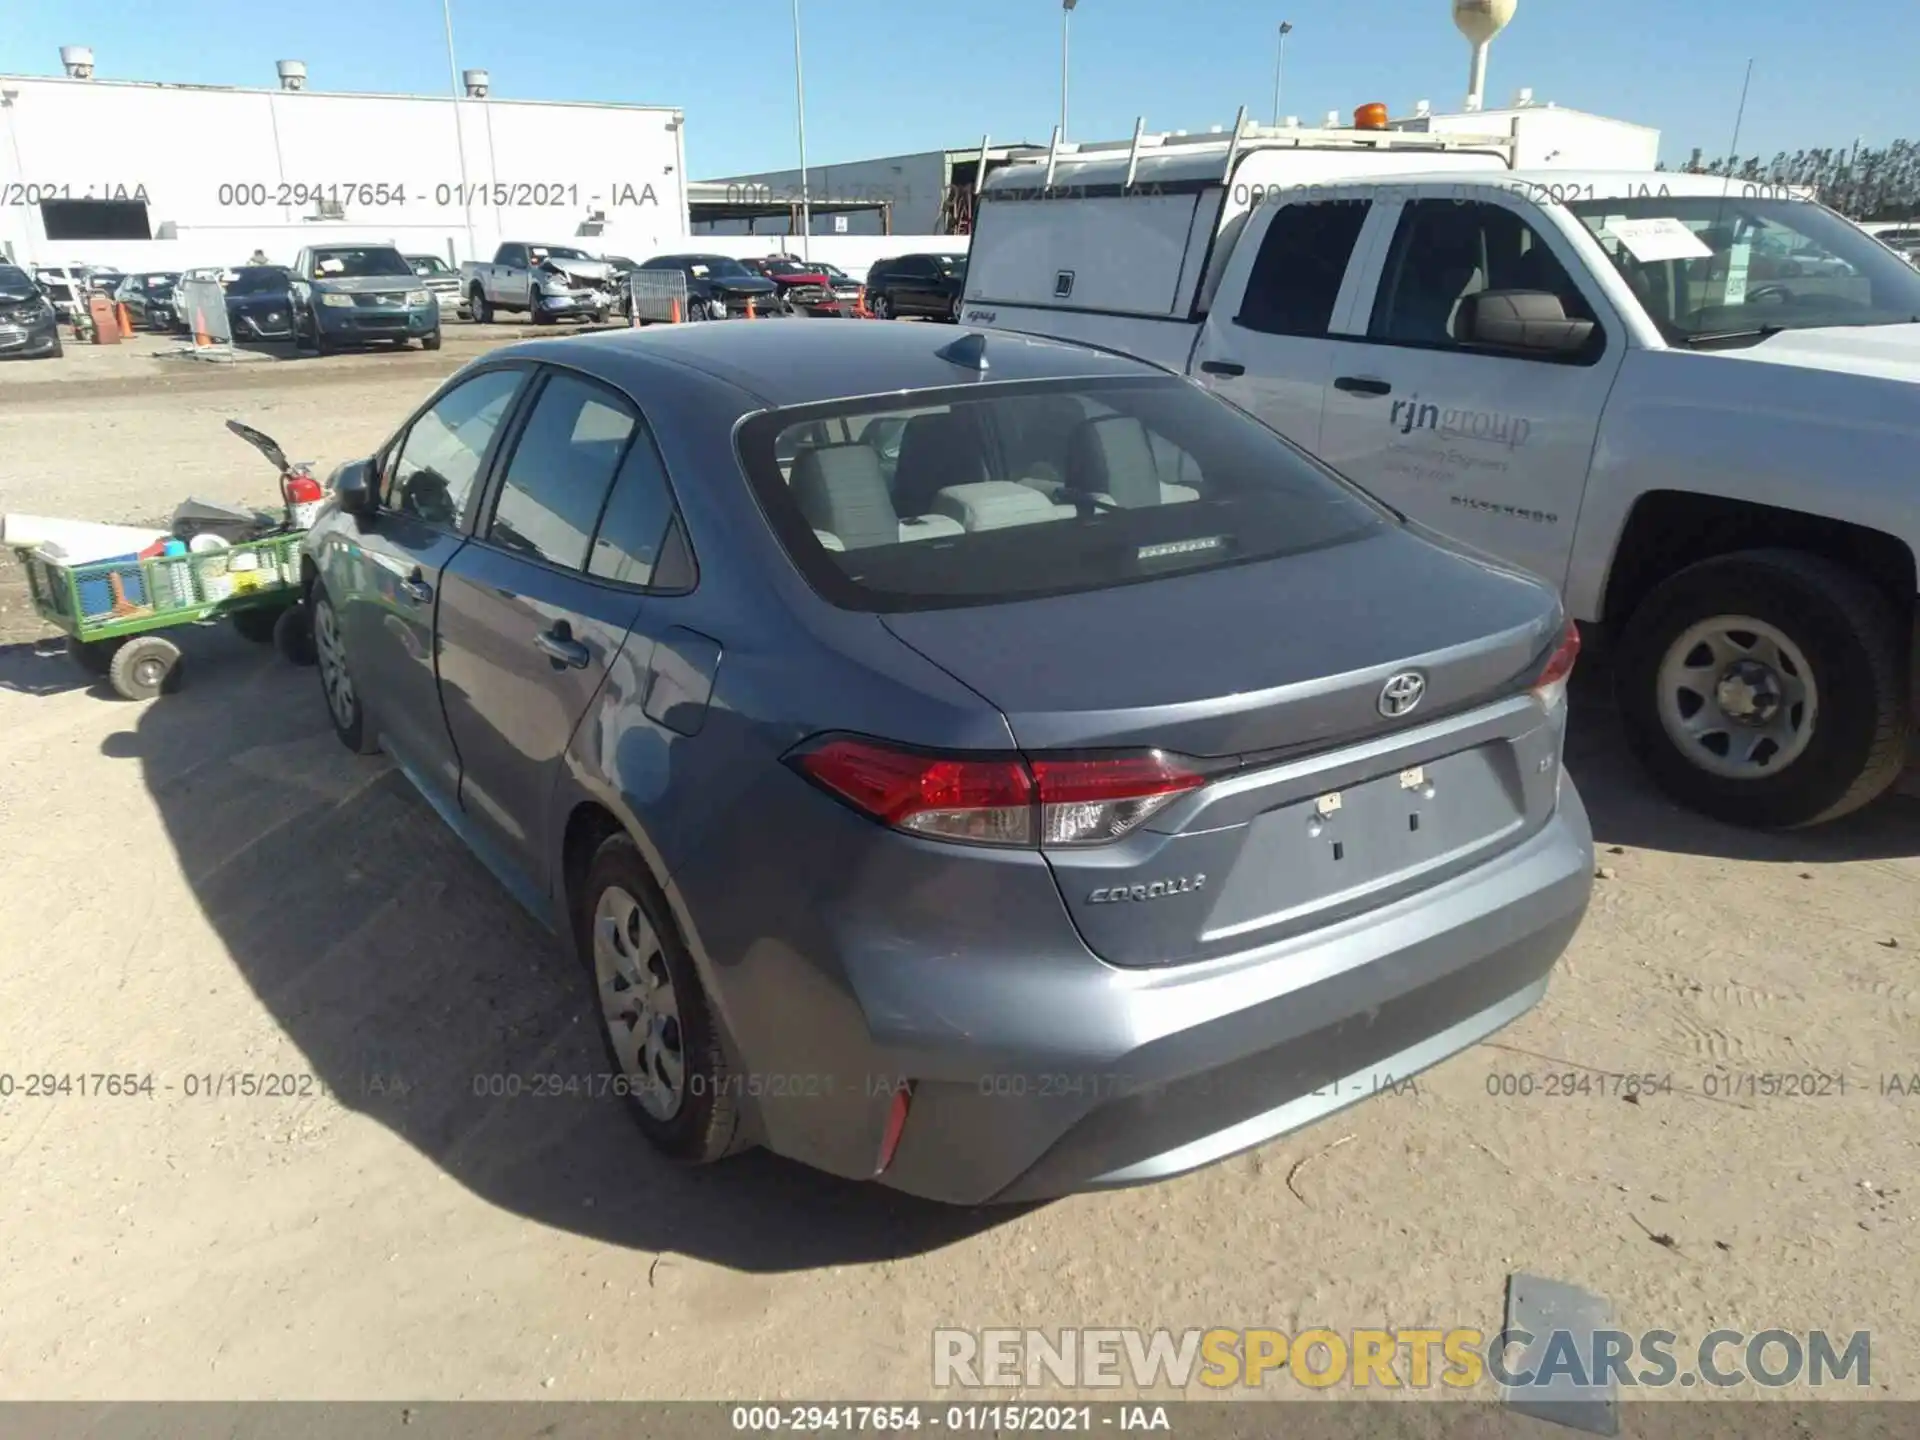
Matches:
[[893, 413, 987, 517], [791, 443, 898, 550], [1066, 415, 1161, 508]]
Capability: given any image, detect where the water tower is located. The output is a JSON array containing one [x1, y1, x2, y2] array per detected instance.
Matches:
[[1452, 0, 1516, 112]]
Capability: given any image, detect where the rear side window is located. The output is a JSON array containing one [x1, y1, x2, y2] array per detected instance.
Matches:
[[1236, 199, 1371, 337], [487, 373, 638, 571], [737, 376, 1387, 613], [587, 430, 678, 587]]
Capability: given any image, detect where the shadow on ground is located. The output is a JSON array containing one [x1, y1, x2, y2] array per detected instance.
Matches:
[[22, 623, 1912, 1270], [97, 635, 1021, 1273]]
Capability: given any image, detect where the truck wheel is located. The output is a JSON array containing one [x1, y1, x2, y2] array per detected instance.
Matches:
[[1614, 549, 1910, 829], [470, 289, 491, 324]]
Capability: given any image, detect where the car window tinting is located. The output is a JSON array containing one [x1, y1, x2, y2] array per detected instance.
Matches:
[[387, 369, 525, 527], [738, 376, 1388, 613], [587, 428, 678, 587], [488, 374, 638, 571], [1237, 199, 1370, 337]]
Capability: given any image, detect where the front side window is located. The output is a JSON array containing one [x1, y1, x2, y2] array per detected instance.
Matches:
[[386, 369, 526, 527], [1566, 196, 1920, 345], [1370, 199, 1597, 352], [737, 376, 1388, 613], [1238, 198, 1371, 337], [487, 373, 639, 571]]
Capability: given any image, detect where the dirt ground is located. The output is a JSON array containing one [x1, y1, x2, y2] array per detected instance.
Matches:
[[0, 332, 1916, 1407]]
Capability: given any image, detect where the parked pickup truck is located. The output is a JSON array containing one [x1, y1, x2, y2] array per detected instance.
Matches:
[[461, 242, 619, 325], [964, 156, 1920, 830]]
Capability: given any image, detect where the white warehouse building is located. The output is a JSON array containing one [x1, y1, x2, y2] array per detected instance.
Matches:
[[0, 50, 690, 273], [697, 141, 1049, 237]]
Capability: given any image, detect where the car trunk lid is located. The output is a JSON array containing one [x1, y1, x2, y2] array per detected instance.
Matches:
[[880, 528, 1569, 967]]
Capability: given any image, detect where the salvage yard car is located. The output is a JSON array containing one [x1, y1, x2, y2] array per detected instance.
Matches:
[[0, 263, 63, 358], [294, 321, 1593, 1203], [634, 253, 782, 319], [112, 271, 183, 331], [865, 252, 968, 321], [405, 253, 469, 320], [964, 162, 1920, 830], [224, 265, 297, 343], [290, 244, 441, 354], [462, 242, 620, 325]]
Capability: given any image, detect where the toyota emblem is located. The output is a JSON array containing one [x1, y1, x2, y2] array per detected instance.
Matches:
[[1378, 671, 1427, 718]]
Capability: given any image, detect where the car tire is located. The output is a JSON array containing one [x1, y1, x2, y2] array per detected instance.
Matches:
[[947, 294, 962, 323], [70, 636, 123, 676], [470, 290, 491, 325], [311, 581, 379, 755], [109, 634, 184, 701], [45, 330, 65, 359], [578, 831, 743, 1165], [230, 607, 280, 644], [1614, 548, 1910, 830], [870, 292, 891, 320], [422, 329, 442, 351], [274, 603, 317, 666]]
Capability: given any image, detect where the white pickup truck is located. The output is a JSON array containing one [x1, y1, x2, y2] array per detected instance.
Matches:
[[962, 138, 1920, 829], [460, 241, 619, 325]]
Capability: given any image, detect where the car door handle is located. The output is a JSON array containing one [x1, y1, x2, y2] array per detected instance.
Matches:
[[399, 572, 433, 604], [1334, 376, 1393, 396], [1199, 359, 1246, 377], [534, 626, 590, 669]]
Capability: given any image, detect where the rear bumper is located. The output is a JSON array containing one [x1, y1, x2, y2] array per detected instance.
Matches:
[[679, 774, 1593, 1205]]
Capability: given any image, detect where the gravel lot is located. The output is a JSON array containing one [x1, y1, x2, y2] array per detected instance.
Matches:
[[0, 330, 1916, 1406]]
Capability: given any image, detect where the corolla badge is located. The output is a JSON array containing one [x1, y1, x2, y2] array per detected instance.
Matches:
[[1088, 875, 1206, 904], [1378, 671, 1427, 718]]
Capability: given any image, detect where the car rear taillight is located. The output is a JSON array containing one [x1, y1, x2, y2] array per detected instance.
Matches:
[[1029, 753, 1208, 846], [788, 737, 1211, 849], [1530, 619, 1582, 711]]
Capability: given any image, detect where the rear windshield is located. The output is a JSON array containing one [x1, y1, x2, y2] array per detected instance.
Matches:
[[736, 376, 1388, 613]]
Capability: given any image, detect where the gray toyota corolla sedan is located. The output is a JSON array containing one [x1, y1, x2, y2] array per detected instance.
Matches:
[[298, 320, 1593, 1204]]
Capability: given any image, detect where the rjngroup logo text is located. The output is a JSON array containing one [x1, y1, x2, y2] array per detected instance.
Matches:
[[1391, 397, 1533, 449]]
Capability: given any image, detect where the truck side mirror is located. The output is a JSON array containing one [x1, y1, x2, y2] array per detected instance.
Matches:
[[1459, 289, 1596, 357]]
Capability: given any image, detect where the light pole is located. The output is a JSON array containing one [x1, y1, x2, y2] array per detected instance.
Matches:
[[1272, 21, 1292, 127], [1060, 0, 1077, 143], [441, 0, 479, 263], [792, 0, 811, 259]]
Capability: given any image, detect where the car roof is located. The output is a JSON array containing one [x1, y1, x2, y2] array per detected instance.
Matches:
[[485, 320, 1165, 410]]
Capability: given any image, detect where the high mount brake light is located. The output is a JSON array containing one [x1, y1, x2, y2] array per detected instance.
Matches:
[[789, 738, 1210, 848], [1531, 619, 1582, 709]]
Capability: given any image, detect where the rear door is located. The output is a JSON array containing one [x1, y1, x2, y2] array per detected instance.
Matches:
[[1314, 192, 1626, 587], [435, 367, 671, 893], [1190, 194, 1378, 454], [333, 364, 532, 800]]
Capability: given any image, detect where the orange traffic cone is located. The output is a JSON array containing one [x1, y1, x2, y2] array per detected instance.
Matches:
[[854, 289, 873, 319], [745, 296, 756, 320], [669, 297, 682, 324], [117, 302, 134, 336]]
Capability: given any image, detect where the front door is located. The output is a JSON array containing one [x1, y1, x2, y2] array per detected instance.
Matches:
[[1190, 194, 1380, 455], [333, 365, 531, 800], [1314, 194, 1627, 588], [435, 368, 679, 893]]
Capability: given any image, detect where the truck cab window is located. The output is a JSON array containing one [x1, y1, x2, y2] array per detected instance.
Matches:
[[1371, 200, 1591, 349], [1236, 199, 1371, 337]]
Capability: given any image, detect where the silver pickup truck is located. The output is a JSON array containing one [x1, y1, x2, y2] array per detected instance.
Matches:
[[459, 242, 619, 325]]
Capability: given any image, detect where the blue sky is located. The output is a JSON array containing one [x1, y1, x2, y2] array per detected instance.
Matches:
[[3, 0, 1912, 175]]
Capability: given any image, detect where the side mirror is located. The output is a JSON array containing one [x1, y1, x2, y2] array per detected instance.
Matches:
[[332, 458, 378, 518], [1460, 289, 1597, 357]]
